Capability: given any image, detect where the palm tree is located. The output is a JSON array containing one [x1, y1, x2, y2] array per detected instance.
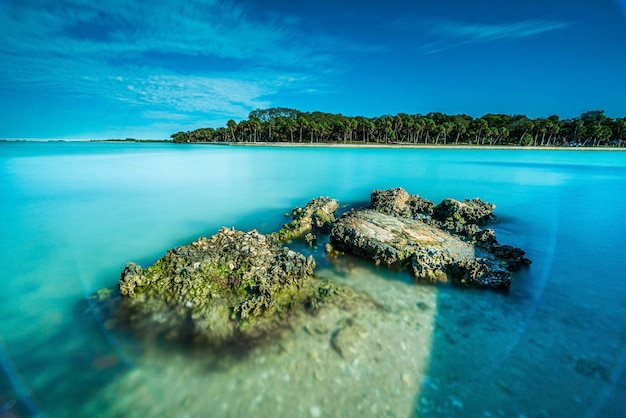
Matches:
[[422, 117, 436, 144], [297, 114, 309, 143], [227, 119, 238, 142], [440, 121, 454, 145]]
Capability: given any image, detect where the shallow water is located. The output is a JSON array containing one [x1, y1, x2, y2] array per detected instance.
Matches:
[[0, 142, 625, 417]]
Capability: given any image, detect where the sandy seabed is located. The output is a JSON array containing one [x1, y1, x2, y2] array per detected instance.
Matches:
[[79, 262, 437, 418]]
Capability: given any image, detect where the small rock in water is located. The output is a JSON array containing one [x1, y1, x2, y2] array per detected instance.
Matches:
[[330, 321, 367, 360], [416, 301, 430, 311]]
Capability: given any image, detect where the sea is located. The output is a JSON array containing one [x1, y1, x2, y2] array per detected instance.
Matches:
[[0, 141, 625, 417]]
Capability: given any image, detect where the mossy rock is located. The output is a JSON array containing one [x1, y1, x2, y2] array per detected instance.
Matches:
[[432, 198, 495, 225], [271, 196, 339, 242], [118, 227, 341, 346]]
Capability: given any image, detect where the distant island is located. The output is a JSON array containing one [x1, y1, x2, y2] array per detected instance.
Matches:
[[93, 138, 169, 143], [171, 108, 626, 148]]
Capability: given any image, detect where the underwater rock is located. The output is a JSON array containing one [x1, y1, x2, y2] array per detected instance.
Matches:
[[330, 318, 368, 360], [118, 227, 341, 345], [271, 196, 339, 242]]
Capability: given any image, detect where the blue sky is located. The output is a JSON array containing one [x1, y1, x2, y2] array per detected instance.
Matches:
[[0, 0, 625, 139]]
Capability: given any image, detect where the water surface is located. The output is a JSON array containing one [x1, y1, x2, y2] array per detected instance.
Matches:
[[1, 142, 625, 417]]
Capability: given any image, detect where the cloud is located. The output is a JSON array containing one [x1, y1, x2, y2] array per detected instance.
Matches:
[[433, 19, 571, 43], [116, 72, 276, 116], [413, 18, 571, 54], [0, 0, 347, 132], [1, 0, 299, 65]]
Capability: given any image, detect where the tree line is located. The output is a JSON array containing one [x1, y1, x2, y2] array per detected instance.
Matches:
[[171, 108, 626, 147]]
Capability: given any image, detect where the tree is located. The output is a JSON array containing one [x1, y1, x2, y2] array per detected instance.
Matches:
[[613, 118, 626, 147], [227, 119, 237, 142], [440, 121, 454, 145], [520, 133, 534, 146], [421, 117, 436, 144], [471, 118, 488, 144], [296, 114, 309, 143], [171, 107, 624, 148], [171, 131, 189, 143]]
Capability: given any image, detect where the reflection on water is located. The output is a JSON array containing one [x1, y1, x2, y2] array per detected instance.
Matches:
[[1, 143, 625, 417]]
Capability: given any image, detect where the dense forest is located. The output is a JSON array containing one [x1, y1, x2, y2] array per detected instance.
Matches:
[[171, 108, 626, 147]]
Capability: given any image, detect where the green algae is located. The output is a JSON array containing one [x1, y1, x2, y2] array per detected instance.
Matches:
[[117, 226, 345, 346], [271, 197, 339, 243]]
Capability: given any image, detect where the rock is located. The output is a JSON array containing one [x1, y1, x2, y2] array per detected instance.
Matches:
[[432, 198, 495, 225], [304, 233, 316, 246], [330, 209, 520, 288], [112, 187, 529, 350], [370, 187, 434, 218], [488, 243, 532, 270], [119, 262, 144, 297], [573, 357, 610, 381], [118, 227, 342, 345], [330, 319, 368, 360], [271, 196, 339, 242]]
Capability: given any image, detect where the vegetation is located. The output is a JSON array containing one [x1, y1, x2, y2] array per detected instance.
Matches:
[[94, 138, 169, 143], [171, 108, 626, 147]]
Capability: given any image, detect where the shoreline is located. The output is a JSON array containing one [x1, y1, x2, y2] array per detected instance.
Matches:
[[197, 142, 626, 151], [3, 139, 625, 151]]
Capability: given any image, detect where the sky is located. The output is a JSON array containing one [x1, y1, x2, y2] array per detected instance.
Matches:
[[0, 0, 625, 140]]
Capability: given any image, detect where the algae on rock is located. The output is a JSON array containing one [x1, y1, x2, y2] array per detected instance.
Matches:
[[271, 196, 339, 243], [118, 227, 341, 345], [113, 187, 530, 349]]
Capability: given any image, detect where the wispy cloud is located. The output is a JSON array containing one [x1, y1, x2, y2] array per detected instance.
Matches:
[[433, 19, 571, 43], [0, 0, 326, 68], [415, 18, 571, 54], [0, 0, 348, 133]]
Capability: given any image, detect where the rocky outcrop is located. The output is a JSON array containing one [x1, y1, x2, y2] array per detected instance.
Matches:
[[114, 188, 529, 348], [432, 198, 495, 225], [271, 196, 339, 242], [118, 227, 341, 345], [330, 209, 513, 287], [370, 187, 434, 218], [329, 188, 530, 289]]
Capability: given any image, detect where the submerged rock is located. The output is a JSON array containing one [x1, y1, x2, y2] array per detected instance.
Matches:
[[329, 188, 529, 289], [330, 318, 368, 360], [118, 227, 341, 345], [271, 196, 339, 242]]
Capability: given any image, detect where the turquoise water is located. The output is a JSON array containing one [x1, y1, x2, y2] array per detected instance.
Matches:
[[1, 142, 625, 417]]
